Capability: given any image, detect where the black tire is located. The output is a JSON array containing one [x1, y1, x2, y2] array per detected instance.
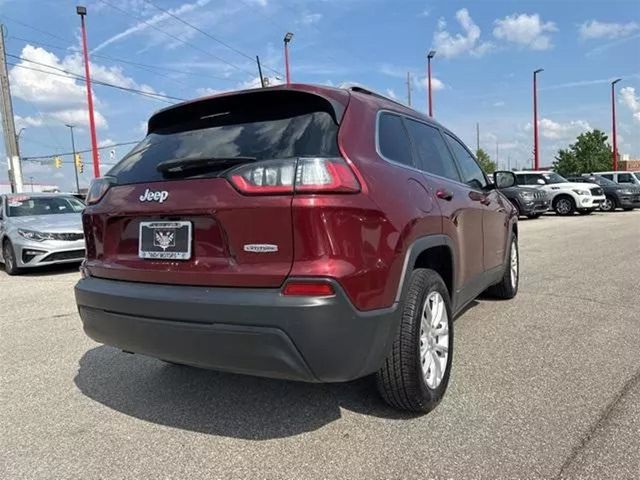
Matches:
[[553, 196, 575, 216], [600, 196, 616, 212], [486, 236, 519, 299], [376, 268, 453, 413], [2, 240, 21, 275], [526, 213, 543, 219], [578, 209, 593, 215]]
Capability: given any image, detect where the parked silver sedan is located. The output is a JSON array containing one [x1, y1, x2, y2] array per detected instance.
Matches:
[[0, 193, 85, 275]]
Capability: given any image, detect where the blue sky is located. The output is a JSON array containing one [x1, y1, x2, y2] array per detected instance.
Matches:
[[1, 0, 639, 190]]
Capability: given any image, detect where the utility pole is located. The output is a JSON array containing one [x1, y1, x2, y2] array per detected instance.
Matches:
[[533, 68, 544, 171], [406, 72, 412, 107], [283, 32, 293, 85], [66, 124, 80, 194], [76, 6, 100, 178], [611, 78, 621, 171], [256, 56, 265, 88], [476, 122, 480, 152], [0, 25, 24, 192], [496, 139, 499, 169], [427, 50, 436, 117]]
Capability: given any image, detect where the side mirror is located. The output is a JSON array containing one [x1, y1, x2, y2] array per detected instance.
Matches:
[[493, 171, 516, 189]]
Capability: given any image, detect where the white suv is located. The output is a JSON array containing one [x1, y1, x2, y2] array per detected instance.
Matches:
[[592, 171, 640, 187], [514, 171, 606, 216]]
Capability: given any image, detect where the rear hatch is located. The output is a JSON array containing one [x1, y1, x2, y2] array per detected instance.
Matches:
[[83, 87, 349, 287]]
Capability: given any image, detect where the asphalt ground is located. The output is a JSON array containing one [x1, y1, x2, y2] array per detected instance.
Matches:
[[1, 210, 639, 479]]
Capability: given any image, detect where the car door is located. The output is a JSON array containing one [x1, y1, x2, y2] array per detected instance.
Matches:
[[444, 133, 510, 274], [403, 118, 485, 300]]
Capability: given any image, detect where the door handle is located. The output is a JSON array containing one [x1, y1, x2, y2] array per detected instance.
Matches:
[[436, 189, 454, 201]]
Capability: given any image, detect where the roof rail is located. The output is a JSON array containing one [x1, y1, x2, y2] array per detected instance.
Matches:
[[348, 86, 410, 110]]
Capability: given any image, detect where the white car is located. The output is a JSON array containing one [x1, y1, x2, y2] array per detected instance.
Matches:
[[514, 171, 606, 216], [591, 171, 640, 187]]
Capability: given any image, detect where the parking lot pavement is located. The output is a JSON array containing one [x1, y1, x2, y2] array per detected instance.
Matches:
[[1, 211, 639, 480]]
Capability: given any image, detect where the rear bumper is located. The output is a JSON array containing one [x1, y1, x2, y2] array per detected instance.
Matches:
[[75, 277, 400, 383]]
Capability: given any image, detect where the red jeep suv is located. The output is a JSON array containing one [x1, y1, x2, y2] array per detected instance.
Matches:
[[75, 84, 519, 412]]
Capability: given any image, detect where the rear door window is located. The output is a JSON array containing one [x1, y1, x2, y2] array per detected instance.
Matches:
[[109, 91, 341, 185], [617, 173, 634, 183], [377, 113, 414, 167], [444, 134, 487, 190], [404, 119, 460, 181], [600, 174, 614, 181]]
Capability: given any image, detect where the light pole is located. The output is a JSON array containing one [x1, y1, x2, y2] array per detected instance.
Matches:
[[66, 124, 81, 194], [533, 68, 543, 171], [427, 50, 436, 117], [76, 5, 100, 178], [283, 32, 293, 85], [611, 78, 621, 171]]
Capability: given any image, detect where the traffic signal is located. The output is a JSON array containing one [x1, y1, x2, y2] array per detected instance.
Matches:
[[75, 153, 84, 174], [54, 156, 62, 169]]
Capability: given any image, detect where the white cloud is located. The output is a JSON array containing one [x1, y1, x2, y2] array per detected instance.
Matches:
[[432, 9, 493, 58], [196, 87, 222, 97], [579, 20, 639, 40], [620, 86, 640, 123], [379, 64, 446, 90], [299, 13, 322, 26], [93, 0, 213, 53], [386, 89, 398, 100], [525, 118, 592, 140], [14, 115, 44, 130], [493, 13, 557, 50], [493, 101, 505, 107], [98, 138, 117, 148], [9, 45, 107, 129], [414, 76, 446, 91]]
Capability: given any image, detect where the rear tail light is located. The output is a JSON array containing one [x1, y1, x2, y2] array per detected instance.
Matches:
[[86, 177, 115, 205], [282, 281, 335, 297], [227, 157, 360, 195]]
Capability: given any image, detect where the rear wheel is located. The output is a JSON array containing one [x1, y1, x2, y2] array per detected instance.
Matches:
[[600, 196, 616, 212], [486, 236, 519, 299], [2, 240, 21, 276], [554, 196, 575, 216], [376, 268, 453, 413]]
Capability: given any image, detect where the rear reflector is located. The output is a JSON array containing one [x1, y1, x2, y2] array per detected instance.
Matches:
[[282, 282, 335, 297], [228, 157, 360, 195]]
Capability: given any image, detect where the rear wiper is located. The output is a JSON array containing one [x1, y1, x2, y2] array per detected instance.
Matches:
[[156, 156, 257, 174]]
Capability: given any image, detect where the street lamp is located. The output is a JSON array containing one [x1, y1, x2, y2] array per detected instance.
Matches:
[[65, 124, 81, 194], [76, 5, 100, 178], [427, 50, 436, 117], [283, 32, 293, 85], [533, 68, 544, 171], [611, 78, 622, 171]]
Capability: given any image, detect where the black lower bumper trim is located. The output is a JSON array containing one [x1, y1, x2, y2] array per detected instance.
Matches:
[[75, 277, 400, 383]]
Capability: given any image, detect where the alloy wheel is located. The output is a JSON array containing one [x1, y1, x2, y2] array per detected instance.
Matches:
[[510, 240, 518, 289], [601, 198, 614, 212], [4, 244, 13, 272], [556, 199, 572, 215], [419, 291, 449, 389]]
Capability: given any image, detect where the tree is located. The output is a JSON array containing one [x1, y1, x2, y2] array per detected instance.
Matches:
[[552, 129, 613, 176], [476, 148, 497, 173]]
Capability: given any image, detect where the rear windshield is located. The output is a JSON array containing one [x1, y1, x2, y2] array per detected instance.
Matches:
[[7, 196, 84, 217], [109, 92, 341, 185]]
